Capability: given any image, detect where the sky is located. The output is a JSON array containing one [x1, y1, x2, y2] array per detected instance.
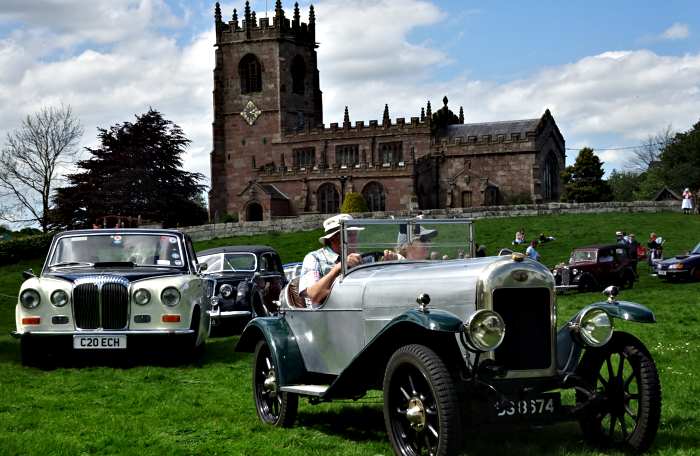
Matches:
[[1, 0, 700, 223]]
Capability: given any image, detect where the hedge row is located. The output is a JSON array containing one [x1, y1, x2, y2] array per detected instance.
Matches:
[[0, 232, 55, 266]]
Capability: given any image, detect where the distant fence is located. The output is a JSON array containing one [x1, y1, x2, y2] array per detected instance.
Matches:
[[180, 200, 680, 242]]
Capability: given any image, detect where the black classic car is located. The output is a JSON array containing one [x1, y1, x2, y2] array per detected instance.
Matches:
[[656, 241, 700, 281], [12, 229, 212, 366], [235, 219, 660, 455], [554, 244, 636, 293], [197, 246, 285, 328]]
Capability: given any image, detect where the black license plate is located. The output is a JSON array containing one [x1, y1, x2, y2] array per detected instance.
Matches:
[[489, 392, 562, 422]]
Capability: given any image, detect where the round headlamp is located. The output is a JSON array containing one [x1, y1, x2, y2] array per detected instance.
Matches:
[[20, 289, 41, 310], [133, 288, 151, 306], [161, 287, 182, 307], [572, 269, 579, 276], [464, 309, 506, 351], [570, 306, 614, 347], [50, 289, 69, 307], [220, 284, 234, 298]]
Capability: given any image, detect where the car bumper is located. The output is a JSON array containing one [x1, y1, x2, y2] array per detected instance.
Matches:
[[11, 329, 194, 339], [555, 285, 579, 293], [657, 269, 689, 277]]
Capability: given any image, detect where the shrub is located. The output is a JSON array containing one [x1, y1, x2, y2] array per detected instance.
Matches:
[[221, 212, 239, 223], [502, 190, 533, 205], [340, 192, 369, 213], [0, 232, 56, 266]]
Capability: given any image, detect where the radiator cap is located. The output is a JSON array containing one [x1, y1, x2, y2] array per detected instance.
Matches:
[[511, 252, 525, 262]]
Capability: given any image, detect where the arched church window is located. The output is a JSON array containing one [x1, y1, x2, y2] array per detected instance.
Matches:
[[291, 55, 306, 95], [362, 182, 386, 212], [240, 54, 262, 93], [543, 154, 557, 200], [317, 184, 340, 214]]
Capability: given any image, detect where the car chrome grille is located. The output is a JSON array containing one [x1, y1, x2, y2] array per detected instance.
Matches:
[[73, 276, 130, 330], [492, 287, 552, 370], [561, 268, 570, 285]]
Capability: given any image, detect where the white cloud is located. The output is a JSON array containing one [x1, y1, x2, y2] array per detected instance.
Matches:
[[637, 22, 690, 44]]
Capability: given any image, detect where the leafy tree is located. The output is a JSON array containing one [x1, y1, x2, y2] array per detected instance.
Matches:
[[607, 169, 642, 201], [0, 105, 84, 232], [559, 147, 613, 203], [660, 119, 700, 193], [51, 109, 207, 229], [340, 192, 369, 213], [635, 167, 666, 200]]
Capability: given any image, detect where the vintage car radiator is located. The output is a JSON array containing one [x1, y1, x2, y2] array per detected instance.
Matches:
[[492, 287, 552, 371], [73, 276, 130, 330]]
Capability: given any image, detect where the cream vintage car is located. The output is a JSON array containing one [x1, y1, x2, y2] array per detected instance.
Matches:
[[11, 229, 212, 366]]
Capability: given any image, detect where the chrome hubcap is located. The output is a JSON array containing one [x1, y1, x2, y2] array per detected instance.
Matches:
[[406, 397, 426, 431], [264, 369, 277, 398]]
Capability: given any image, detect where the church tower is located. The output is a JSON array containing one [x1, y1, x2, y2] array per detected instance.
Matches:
[[209, 1, 322, 220]]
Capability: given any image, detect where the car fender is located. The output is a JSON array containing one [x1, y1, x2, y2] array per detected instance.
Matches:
[[572, 272, 598, 287], [235, 280, 255, 308], [556, 300, 657, 374], [322, 309, 464, 399], [234, 317, 305, 386], [619, 266, 635, 280]]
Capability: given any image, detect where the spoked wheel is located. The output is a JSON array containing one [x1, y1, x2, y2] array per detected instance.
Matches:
[[576, 332, 661, 452], [252, 339, 298, 428], [383, 344, 461, 456]]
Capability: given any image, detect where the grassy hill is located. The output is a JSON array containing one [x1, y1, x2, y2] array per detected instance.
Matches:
[[0, 211, 698, 455]]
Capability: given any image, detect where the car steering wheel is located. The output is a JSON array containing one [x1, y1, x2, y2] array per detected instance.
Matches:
[[360, 251, 385, 261]]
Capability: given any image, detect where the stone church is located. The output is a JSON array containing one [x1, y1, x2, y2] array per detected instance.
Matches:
[[209, 1, 566, 222]]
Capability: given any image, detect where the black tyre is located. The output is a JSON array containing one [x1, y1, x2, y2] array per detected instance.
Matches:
[[253, 339, 298, 428], [20, 338, 43, 368], [576, 332, 661, 452], [383, 344, 461, 456], [578, 276, 595, 293], [619, 271, 635, 290], [690, 267, 700, 282]]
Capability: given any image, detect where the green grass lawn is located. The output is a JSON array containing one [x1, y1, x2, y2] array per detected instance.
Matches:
[[1, 212, 699, 455]]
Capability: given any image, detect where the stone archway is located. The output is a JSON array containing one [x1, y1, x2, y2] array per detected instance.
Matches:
[[247, 203, 263, 221]]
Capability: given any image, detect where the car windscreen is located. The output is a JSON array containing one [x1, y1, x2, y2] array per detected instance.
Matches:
[[48, 234, 185, 267], [692, 242, 700, 254], [573, 250, 597, 263], [201, 253, 257, 272], [343, 219, 474, 262]]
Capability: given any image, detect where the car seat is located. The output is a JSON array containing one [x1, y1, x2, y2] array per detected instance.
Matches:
[[286, 276, 307, 308]]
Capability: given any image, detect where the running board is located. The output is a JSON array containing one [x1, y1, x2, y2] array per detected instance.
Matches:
[[279, 385, 328, 396]]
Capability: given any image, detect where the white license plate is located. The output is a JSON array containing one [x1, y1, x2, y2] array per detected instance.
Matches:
[[658, 270, 666, 276], [73, 335, 127, 349]]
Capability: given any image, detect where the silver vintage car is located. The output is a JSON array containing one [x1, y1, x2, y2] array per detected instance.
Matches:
[[12, 229, 212, 366], [235, 218, 661, 455]]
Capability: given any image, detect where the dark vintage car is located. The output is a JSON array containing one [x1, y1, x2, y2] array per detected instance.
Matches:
[[197, 246, 285, 327], [554, 244, 636, 293], [235, 219, 660, 455], [12, 229, 212, 366], [656, 241, 700, 281], [283, 262, 303, 281]]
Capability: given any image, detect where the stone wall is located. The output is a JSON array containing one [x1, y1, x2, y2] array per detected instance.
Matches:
[[180, 200, 680, 242]]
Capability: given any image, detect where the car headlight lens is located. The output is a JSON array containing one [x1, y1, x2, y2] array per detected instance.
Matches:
[[571, 307, 614, 347], [20, 289, 41, 310], [572, 269, 579, 276], [220, 284, 233, 298], [161, 287, 181, 307], [464, 309, 505, 351], [50, 290, 69, 307], [133, 289, 151, 306], [674, 264, 683, 269]]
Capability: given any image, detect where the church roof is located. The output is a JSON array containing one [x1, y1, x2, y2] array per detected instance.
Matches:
[[434, 119, 541, 143]]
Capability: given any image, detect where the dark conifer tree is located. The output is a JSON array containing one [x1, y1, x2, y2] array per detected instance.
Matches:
[[51, 109, 206, 229], [559, 147, 613, 203]]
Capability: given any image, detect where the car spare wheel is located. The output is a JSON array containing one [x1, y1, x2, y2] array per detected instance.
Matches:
[[383, 344, 461, 456], [253, 339, 298, 428], [576, 332, 661, 452]]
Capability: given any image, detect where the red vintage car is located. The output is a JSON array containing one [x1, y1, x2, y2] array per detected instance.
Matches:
[[554, 244, 636, 293]]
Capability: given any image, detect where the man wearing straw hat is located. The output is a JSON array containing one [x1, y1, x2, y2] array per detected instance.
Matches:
[[299, 214, 397, 308]]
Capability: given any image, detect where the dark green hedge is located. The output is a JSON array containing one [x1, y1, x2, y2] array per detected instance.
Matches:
[[0, 232, 55, 266]]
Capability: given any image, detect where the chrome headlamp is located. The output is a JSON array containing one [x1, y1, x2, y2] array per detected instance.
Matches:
[[220, 284, 234, 298], [569, 306, 614, 347], [464, 309, 506, 351], [20, 289, 41, 310], [161, 287, 182, 307], [572, 268, 579, 276], [50, 289, 69, 307], [133, 288, 151, 306]]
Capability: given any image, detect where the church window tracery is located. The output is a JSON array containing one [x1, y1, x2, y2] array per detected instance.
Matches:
[[240, 54, 262, 93], [335, 145, 359, 166], [317, 184, 340, 214], [293, 148, 316, 169], [362, 182, 386, 212], [380, 142, 403, 164]]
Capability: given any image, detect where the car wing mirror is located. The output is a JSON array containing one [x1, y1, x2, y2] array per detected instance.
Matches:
[[22, 269, 36, 280], [252, 272, 261, 280]]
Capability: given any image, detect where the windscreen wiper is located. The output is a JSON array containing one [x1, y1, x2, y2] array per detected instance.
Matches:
[[50, 261, 94, 268]]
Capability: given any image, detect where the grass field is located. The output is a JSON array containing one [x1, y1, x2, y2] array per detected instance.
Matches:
[[1, 212, 700, 455]]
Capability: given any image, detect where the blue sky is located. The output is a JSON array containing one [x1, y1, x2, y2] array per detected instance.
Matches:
[[1, 0, 699, 226]]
